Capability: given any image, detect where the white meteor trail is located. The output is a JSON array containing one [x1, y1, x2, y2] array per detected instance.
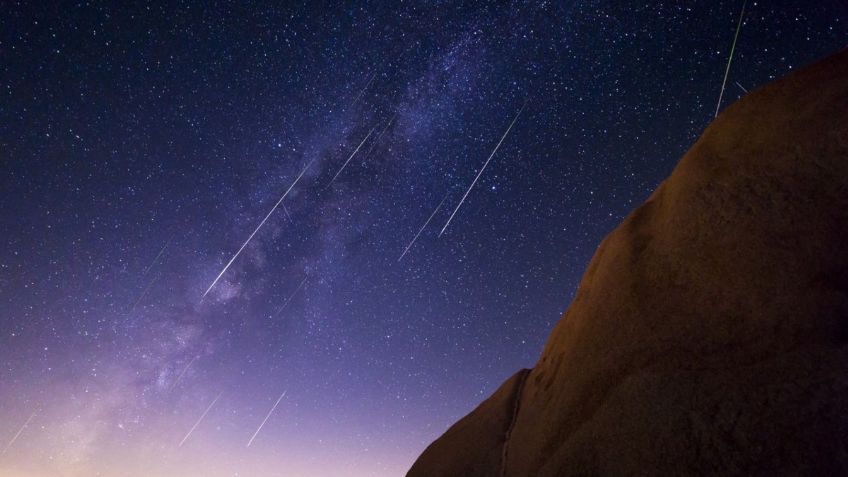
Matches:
[[142, 236, 172, 275], [1, 412, 36, 457], [179, 392, 222, 448], [715, 0, 747, 118], [171, 356, 198, 390], [735, 81, 749, 93], [350, 73, 376, 107], [274, 277, 308, 316], [363, 113, 397, 160], [247, 390, 287, 447], [440, 103, 526, 237], [399, 194, 449, 262], [202, 159, 315, 300], [328, 126, 376, 185], [130, 272, 160, 312]]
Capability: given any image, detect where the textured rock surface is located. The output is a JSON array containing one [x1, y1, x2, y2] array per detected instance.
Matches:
[[407, 49, 848, 476]]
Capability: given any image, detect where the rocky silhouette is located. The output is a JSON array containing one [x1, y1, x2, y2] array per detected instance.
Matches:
[[408, 49, 848, 476]]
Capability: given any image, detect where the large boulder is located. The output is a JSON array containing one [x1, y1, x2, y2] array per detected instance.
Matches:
[[408, 48, 848, 476]]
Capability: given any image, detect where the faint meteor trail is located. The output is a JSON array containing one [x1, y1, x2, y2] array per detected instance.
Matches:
[[1, 412, 36, 457], [715, 0, 747, 118], [171, 356, 198, 390], [399, 194, 449, 261], [350, 73, 376, 107], [735, 81, 749, 93], [179, 392, 222, 448], [246, 390, 287, 447], [202, 159, 315, 300], [130, 272, 160, 312], [274, 277, 308, 316], [142, 236, 172, 275], [440, 103, 527, 237], [363, 113, 397, 160], [328, 126, 376, 185]]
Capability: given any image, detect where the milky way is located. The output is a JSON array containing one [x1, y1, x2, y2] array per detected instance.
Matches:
[[2, 2, 846, 476]]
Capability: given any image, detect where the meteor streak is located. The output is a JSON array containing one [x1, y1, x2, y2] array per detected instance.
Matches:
[[399, 194, 449, 262], [328, 126, 376, 185], [350, 73, 376, 107], [274, 277, 308, 316], [246, 390, 287, 447], [1, 412, 36, 457], [715, 0, 747, 118], [179, 392, 222, 448], [142, 236, 172, 275], [202, 159, 315, 300], [440, 103, 526, 237], [171, 356, 198, 390], [735, 81, 749, 93], [363, 113, 397, 160], [130, 272, 160, 312]]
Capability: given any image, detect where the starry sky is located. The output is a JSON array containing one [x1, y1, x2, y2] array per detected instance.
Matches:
[[1, 1, 846, 476]]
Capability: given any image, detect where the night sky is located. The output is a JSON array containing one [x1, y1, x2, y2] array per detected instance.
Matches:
[[1, 1, 846, 476]]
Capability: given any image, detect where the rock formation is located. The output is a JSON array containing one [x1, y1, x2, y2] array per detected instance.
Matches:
[[407, 48, 848, 476]]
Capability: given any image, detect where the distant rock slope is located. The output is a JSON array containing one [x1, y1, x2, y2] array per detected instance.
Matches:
[[408, 49, 848, 476]]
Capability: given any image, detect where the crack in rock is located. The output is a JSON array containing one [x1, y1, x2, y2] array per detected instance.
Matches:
[[500, 369, 530, 477]]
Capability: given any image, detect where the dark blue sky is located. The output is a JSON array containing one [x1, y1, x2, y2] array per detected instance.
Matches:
[[2, 1, 846, 475]]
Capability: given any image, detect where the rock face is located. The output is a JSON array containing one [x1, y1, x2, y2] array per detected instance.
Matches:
[[408, 49, 848, 477]]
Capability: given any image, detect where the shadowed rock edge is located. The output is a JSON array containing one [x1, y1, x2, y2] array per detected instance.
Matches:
[[500, 369, 529, 477]]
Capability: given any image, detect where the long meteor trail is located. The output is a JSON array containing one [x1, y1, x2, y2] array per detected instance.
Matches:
[[171, 356, 198, 390], [246, 390, 287, 447], [130, 272, 160, 312], [1, 412, 36, 457], [179, 392, 222, 448], [328, 126, 376, 185], [142, 236, 172, 275], [715, 0, 747, 118], [274, 277, 308, 316], [440, 103, 526, 237], [202, 159, 315, 300], [399, 194, 449, 262], [350, 73, 376, 108], [363, 113, 397, 160]]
